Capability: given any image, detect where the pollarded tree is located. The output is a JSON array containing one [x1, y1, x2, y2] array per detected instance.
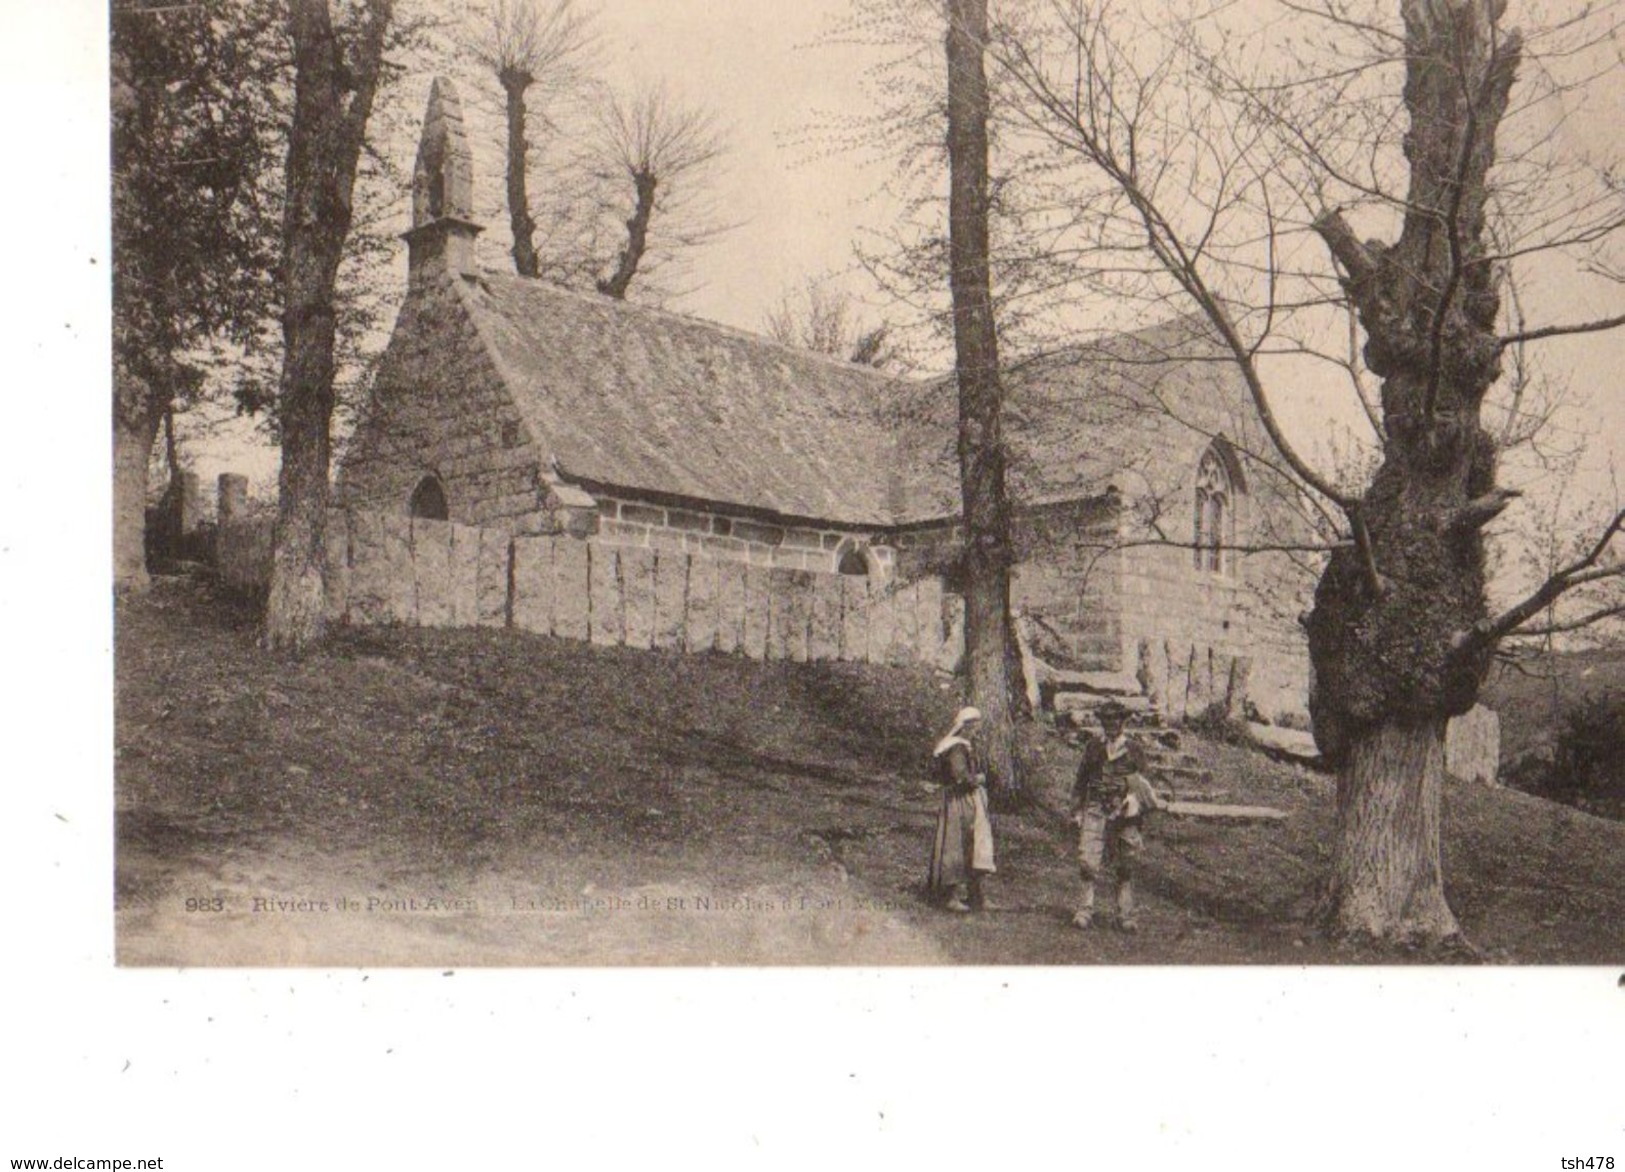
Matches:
[[591, 82, 730, 301], [457, 0, 598, 278], [988, 0, 1625, 943]]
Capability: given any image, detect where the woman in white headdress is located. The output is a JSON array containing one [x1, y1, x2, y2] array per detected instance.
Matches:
[[927, 706, 996, 912]]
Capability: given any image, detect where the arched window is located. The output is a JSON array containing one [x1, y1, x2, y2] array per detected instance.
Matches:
[[409, 475, 449, 521], [1193, 447, 1232, 573], [836, 538, 872, 576]]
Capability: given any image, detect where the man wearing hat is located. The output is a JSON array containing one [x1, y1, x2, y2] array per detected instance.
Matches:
[[928, 706, 997, 913], [1070, 700, 1161, 930]]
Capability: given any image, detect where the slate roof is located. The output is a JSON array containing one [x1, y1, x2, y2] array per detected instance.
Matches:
[[456, 270, 1268, 529], [887, 312, 1274, 524], [459, 272, 909, 527]]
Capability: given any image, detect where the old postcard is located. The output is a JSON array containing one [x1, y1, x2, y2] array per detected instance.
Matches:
[[109, 0, 1625, 970], [12, 0, 1625, 1164]]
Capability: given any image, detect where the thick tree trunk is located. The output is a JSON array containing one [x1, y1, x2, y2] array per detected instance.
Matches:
[[1323, 717, 1459, 943], [266, 305, 335, 651], [265, 0, 390, 652], [112, 368, 162, 594], [1307, 0, 1522, 943], [501, 71, 540, 278], [946, 0, 1023, 798]]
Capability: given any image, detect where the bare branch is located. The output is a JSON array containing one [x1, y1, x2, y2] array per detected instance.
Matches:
[[989, 24, 1355, 513], [1457, 507, 1625, 649], [1508, 603, 1625, 639], [1499, 310, 1625, 349], [1312, 208, 1380, 287], [1448, 487, 1523, 534]]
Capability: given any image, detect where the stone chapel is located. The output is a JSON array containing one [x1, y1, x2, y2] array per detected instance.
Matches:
[[336, 78, 1317, 723]]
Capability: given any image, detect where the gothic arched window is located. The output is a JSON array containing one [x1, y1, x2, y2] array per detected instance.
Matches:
[[1193, 447, 1232, 573], [410, 475, 449, 521]]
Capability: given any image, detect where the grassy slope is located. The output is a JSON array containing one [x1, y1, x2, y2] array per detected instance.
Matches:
[[116, 578, 1625, 964]]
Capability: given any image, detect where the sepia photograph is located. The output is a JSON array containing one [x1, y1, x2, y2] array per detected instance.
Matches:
[[9, 0, 1625, 1164], [108, 0, 1625, 970]]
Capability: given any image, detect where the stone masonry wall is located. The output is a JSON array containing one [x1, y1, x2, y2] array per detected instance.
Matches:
[[885, 491, 1310, 722], [590, 492, 897, 578], [1010, 499, 1123, 673], [336, 273, 550, 534], [1118, 540, 1311, 725]]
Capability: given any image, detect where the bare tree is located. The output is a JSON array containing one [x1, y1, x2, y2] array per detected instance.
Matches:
[[982, 0, 1625, 944], [946, 0, 1026, 798], [764, 277, 897, 367], [591, 82, 729, 300], [459, 0, 597, 277], [265, 0, 396, 652]]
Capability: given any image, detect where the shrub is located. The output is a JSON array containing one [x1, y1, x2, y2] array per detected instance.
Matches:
[[1516, 691, 1625, 820], [1188, 701, 1250, 745]]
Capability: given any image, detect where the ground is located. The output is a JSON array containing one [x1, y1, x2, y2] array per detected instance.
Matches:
[[115, 576, 1625, 965]]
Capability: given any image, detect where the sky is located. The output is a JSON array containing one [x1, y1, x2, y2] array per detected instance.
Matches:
[[180, 0, 912, 490], [171, 0, 1625, 537]]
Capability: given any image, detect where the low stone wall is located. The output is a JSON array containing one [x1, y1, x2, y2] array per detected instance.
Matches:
[[215, 515, 275, 597], [218, 506, 961, 669], [1131, 637, 1254, 725], [505, 533, 956, 666]]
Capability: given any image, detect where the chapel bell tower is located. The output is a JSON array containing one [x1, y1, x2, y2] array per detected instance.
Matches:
[[403, 77, 482, 285]]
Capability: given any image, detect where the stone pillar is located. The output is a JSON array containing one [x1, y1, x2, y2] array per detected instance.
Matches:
[[218, 473, 248, 527], [1445, 705, 1501, 785], [177, 471, 204, 534], [1223, 656, 1253, 723]]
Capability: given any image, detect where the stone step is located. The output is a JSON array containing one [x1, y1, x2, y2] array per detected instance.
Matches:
[[1041, 668, 1142, 696], [1247, 722, 1322, 768], [1161, 788, 1231, 804], [1151, 763, 1214, 785], [1054, 692, 1154, 715], [1163, 800, 1287, 824], [1132, 727, 1180, 750], [1054, 714, 1179, 751], [1145, 749, 1201, 770]]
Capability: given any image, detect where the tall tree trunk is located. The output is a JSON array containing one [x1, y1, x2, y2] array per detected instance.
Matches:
[[597, 169, 655, 301], [1323, 717, 1457, 941], [266, 286, 338, 650], [946, 0, 1022, 798], [112, 362, 162, 594], [265, 0, 392, 652], [500, 69, 540, 278], [1308, 0, 1522, 944]]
